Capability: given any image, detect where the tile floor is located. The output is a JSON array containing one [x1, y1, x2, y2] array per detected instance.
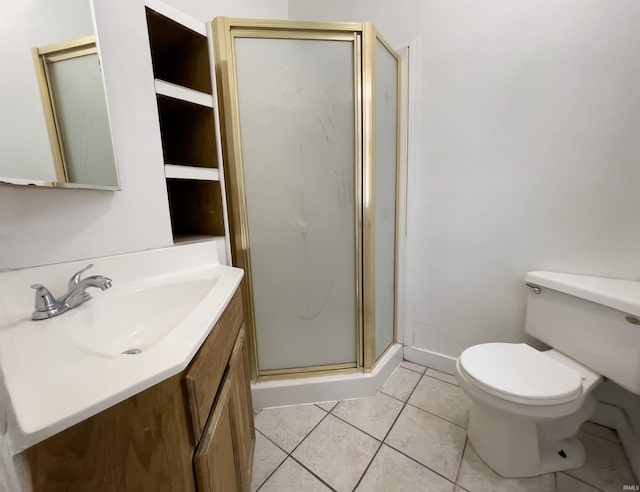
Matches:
[[251, 361, 637, 492]]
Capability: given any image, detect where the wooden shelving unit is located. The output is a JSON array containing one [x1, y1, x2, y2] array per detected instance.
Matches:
[[145, 3, 230, 257], [146, 8, 212, 93], [156, 95, 218, 168]]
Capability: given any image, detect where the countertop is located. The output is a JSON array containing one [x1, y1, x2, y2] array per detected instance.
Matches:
[[0, 242, 243, 453]]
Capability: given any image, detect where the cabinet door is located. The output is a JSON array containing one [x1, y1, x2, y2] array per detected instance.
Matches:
[[229, 325, 255, 491], [194, 373, 240, 491]]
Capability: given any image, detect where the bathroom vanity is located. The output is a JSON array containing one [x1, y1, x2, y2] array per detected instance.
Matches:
[[0, 243, 253, 491], [26, 290, 253, 491]]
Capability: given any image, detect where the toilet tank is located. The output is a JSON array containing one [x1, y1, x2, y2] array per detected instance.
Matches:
[[524, 271, 640, 395]]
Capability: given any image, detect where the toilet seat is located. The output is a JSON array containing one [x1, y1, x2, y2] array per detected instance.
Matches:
[[459, 343, 583, 405]]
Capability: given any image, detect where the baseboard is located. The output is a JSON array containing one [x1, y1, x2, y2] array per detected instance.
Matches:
[[592, 401, 640, 481], [403, 345, 457, 375], [251, 344, 403, 409]]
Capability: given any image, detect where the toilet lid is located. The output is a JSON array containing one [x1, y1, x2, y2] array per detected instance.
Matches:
[[459, 343, 583, 404]]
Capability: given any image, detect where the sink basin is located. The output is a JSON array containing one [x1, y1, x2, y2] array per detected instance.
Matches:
[[64, 277, 216, 357]]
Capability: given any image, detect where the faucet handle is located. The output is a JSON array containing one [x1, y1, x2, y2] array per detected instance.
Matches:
[[31, 284, 56, 311], [68, 263, 94, 290]]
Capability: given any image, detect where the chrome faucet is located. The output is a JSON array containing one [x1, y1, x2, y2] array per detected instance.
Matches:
[[31, 264, 112, 320]]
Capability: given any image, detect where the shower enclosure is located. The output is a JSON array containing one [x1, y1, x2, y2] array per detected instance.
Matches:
[[212, 19, 400, 380]]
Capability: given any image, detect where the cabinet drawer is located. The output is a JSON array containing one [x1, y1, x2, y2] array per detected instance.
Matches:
[[184, 290, 243, 443]]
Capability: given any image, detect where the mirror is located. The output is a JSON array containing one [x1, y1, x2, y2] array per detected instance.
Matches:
[[0, 0, 120, 190]]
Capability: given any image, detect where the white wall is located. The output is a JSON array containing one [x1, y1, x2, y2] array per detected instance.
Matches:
[[161, 0, 288, 22], [288, 0, 640, 357], [0, 0, 287, 271]]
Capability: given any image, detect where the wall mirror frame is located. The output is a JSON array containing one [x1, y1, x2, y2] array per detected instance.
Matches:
[[0, 0, 120, 191]]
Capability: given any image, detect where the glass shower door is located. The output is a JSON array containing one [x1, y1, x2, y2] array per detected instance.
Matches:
[[233, 33, 360, 372], [373, 35, 399, 360]]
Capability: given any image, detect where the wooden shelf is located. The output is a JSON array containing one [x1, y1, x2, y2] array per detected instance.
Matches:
[[155, 79, 214, 108], [173, 234, 224, 244], [146, 5, 229, 259], [157, 95, 217, 168], [146, 7, 212, 94], [166, 179, 225, 238], [165, 165, 219, 181]]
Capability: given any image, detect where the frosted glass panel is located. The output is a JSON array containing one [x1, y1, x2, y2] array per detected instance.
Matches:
[[374, 39, 398, 359], [235, 37, 356, 371], [47, 53, 118, 187]]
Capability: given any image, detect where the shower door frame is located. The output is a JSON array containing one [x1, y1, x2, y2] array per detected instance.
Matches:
[[364, 26, 402, 367], [212, 18, 400, 381]]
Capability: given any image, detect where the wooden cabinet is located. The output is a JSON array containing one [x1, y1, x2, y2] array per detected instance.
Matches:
[[25, 289, 255, 492], [194, 327, 254, 492], [229, 326, 255, 490]]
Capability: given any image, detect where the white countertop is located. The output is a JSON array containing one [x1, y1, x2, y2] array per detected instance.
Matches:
[[525, 271, 640, 317], [0, 242, 243, 453]]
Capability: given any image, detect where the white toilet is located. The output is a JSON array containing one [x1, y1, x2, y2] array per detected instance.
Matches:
[[455, 271, 640, 478]]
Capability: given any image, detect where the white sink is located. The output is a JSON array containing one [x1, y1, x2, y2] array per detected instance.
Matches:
[[0, 242, 244, 453], [64, 277, 216, 357]]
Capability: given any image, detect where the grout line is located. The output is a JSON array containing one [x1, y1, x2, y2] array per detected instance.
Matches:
[[383, 440, 457, 486], [289, 410, 331, 456], [380, 375, 458, 487], [253, 429, 292, 492], [254, 449, 287, 492], [380, 371, 422, 404], [351, 377, 426, 491], [289, 455, 338, 492], [257, 412, 337, 491], [399, 362, 427, 375], [380, 388, 413, 405], [403, 400, 467, 430], [351, 442, 383, 491], [325, 411, 384, 443], [563, 471, 608, 492], [254, 428, 291, 457], [314, 401, 338, 413], [423, 371, 460, 388], [454, 437, 468, 484]]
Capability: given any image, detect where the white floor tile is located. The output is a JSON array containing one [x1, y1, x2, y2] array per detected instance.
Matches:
[[426, 368, 459, 386], [254, 404, 326, 452], [259, 458, 331, 492], [457, 444, 555, 492], [381, 366, 422, 402], [408, 375, 470, 428], [566, 431, 636, 492], [293, 414, 380, 492], [356, 444, 455, 492], [385, 405, 466, 481], [401, 360, 427, 374], [250, 432, 287, 491], [333, 393, 404, 440]]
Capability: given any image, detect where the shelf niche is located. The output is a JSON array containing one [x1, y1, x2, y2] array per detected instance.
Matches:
[[166, 179, 225, 239], [145, 8, 212, 94], [157, 95, 218, 168]]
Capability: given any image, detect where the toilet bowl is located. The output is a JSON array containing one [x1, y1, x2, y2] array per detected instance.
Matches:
[[455, 343, 600, 477], [455, 271, 640, 478]]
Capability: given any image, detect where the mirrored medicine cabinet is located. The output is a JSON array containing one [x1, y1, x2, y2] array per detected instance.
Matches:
[[0, 0, 120, 190]]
